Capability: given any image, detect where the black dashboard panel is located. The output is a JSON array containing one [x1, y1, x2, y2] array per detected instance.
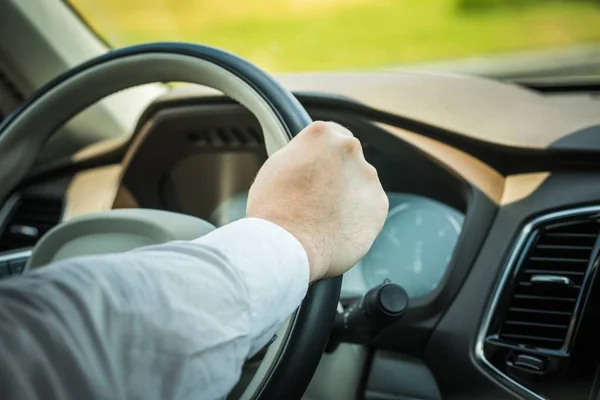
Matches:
[[122, 104, 265, 212], [426, 170, 600, 399]]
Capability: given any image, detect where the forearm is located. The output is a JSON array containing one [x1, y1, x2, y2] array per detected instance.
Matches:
[[0, 218, 308, 400]]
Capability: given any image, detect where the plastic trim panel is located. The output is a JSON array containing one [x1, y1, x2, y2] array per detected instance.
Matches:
[[0, 249, 32, 264], [475, 204, 600, 400]]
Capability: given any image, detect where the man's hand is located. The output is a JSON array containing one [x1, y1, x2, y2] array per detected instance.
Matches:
[[246, 121, 388, 282]]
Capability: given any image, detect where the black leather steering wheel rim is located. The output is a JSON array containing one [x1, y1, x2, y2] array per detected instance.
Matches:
[[0, 42, 342, 400]]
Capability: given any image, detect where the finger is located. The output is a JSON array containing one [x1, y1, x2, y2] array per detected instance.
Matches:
[[327, 121, 354, 137], [327, 122, 368, 162], [339, 136, 369, 166], [363, 161, 379, 180]]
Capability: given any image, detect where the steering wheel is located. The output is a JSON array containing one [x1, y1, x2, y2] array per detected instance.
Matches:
[[0, 43, 342, 399]]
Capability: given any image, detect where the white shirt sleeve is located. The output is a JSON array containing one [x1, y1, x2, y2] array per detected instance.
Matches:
[[0, 217, 309, 400]]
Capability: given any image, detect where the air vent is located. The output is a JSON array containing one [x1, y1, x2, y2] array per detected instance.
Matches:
[[186, 126, 263, 147], [498, 219, 600, 351], [0, 196, 63, 252]]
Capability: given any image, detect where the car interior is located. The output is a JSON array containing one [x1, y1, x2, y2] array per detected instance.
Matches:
[[1, 1, 600, 399]]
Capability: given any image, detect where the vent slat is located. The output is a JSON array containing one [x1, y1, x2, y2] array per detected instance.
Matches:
[[186, 126, 263, 147], [498, 219, 599, 350], [230, 127, 247, 144], [502, 333, 565, 343], [513, 294, 577, 302], [517, 282, 582, 290], [207, 130, 224, 146], [0, 196, 62, 252], [545, 233, 597, 238], [504, 320, 569, 329], [523, 269, 585, 276], [508, 307, 572, 316], [529, 256, 589, 263], [536, 244, 594, 250]]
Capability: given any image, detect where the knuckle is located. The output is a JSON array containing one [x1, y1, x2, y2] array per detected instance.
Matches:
[[364, 163, 378, 179], [341, 137, 362, 155], [330, 121, 354, 137], [306, 121, 330, 136]]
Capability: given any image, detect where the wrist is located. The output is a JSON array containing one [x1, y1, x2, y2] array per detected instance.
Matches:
[[288, 227, 329, 283], [245, 214, 328, 282]]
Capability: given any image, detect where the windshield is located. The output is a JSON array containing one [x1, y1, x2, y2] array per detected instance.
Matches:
[[69, 0, 600, 79]]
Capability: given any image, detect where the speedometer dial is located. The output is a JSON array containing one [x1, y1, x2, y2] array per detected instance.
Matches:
[[361, 193, 463, 298]]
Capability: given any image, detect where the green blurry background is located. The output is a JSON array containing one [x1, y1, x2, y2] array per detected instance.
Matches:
[[70, 0, 600, 72]]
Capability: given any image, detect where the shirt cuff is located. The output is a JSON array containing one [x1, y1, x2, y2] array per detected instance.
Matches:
[[192, 217, 310, 354]]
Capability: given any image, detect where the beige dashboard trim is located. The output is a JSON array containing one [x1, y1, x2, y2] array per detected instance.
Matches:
[[377, 123, 505, 203], [501, 172, 550, 206], [63, 164, 124, 221], [72, 136, 128, 163]]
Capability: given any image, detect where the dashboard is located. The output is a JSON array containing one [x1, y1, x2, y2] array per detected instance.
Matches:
[[2, 71, 600, 400]]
